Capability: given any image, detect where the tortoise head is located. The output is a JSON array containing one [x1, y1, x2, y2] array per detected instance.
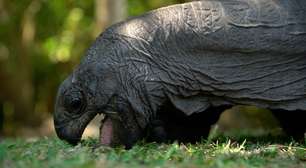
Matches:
[[53, 43, 149, 148], [53, 70, 98, 145]]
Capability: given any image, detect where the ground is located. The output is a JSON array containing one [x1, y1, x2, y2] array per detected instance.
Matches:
[[1, 136, 305, 168]]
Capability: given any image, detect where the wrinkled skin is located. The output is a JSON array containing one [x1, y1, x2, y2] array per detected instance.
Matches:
[[54, 63, 144, 148], [54, 0, 306, 148]]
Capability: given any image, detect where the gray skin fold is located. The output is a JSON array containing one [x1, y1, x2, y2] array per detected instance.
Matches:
[[54, 0, 306, 148]]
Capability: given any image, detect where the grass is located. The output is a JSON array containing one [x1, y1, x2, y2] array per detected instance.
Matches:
[[0, 136, 305, 168]]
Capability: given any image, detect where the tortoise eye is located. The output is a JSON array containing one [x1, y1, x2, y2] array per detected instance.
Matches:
[[70, 98, 82, 111], [64, 90, 85, 114]]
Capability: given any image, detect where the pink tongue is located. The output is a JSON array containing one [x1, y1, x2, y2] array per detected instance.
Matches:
[[100, 118, 113, 145]]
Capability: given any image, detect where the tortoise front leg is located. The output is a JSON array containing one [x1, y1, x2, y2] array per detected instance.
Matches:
[[147, 105, 231, 143]]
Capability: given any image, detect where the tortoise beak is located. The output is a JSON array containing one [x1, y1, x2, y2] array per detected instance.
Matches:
[[53, 106, 97, 145], [54, 124, 80, 145]]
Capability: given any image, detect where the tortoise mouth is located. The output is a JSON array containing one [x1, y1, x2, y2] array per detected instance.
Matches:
[[99, 117, 113, 146], [98, 110, 146, 149], [99, 113, 122, 147]]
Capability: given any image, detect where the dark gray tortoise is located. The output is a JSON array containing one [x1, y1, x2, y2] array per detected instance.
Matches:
[[54, 0, 306, 149]]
